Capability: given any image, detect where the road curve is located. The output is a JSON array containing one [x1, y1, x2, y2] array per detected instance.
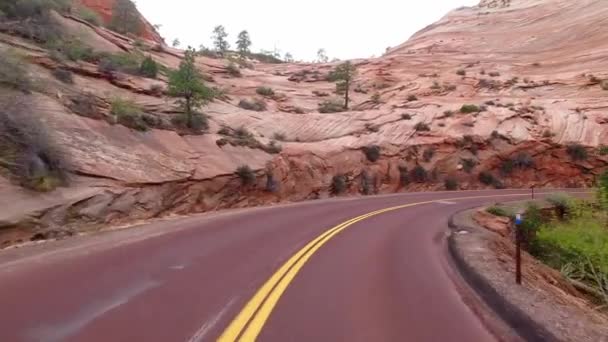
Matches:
[[0, 189, 558, 341]]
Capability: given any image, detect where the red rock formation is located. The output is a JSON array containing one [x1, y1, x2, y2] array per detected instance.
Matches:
[[76, 0, 163, 43]]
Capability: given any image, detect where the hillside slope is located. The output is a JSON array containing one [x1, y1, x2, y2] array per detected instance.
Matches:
[[0, 0, 606, 245]]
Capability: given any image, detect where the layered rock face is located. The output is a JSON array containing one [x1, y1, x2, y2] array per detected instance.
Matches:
[[0, 0, 606, 245]]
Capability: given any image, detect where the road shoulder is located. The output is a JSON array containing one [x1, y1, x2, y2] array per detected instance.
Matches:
[[448, 207, 608, 342]]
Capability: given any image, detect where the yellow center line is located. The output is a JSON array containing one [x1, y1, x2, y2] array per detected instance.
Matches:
[[218, 191, 591, 341]]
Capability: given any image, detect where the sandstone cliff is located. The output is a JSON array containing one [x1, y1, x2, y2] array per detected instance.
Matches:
[[0, 0, 606, 245]]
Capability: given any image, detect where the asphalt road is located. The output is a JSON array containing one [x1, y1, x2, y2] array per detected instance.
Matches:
[[0, 189, 560, 341]]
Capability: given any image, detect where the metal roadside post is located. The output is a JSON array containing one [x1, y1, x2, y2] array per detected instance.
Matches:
[[514, 213, 523, 285], [531, 186, 535, 200]]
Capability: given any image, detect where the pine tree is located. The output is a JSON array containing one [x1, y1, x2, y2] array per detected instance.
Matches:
[[317, 48, 328, 63], [212, 25, 230, 54], [168, 48, 213, 129], [236, 30, 251, 57], [328, 61, 357, 109], [109, 0, 142, 35]]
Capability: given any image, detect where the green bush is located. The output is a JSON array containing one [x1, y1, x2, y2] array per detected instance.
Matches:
[[238, 98, 267, 112], [535, 217, 607, 276], [599, 145, 608, 156], [139, 56, 159, 79], [75, 5, 102, 26], [461, 158, 477, 173], [319, 100, 345, 114], [0, 96, 69, 192], [273, 132, 286, 141], [547, 193, 574, 220], [98, 52, 141, 75], [445, 177, 458, 190], [171, 113, 208, 132], [0, 0, 67, 42], [0, 50, 32, 92], [414, 122, 430, 132], [479, 171, 497, 186], [460, 104, 480, 113], [110, 98, 147, 131], [318, 99, 345, 113], [236, 165, 256, 186], [456, 69, 466, 76], [331, 174, 347, 195], [486, 206, 512, 217], [264, 140, 282, 154], [566, 143, 588, 161], [256, 87, 275, 97], [108, 0, 142, 35], [48, 39, 98, 63], [411, 165, 428, 183], [363, 145, 381, 162], [401, 113, 412, 120], [407, 94, 418, 101], [52, 68, 73, 84]]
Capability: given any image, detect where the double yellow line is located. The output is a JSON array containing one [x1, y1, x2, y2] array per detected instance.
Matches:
[[217, 191, 584, 341]]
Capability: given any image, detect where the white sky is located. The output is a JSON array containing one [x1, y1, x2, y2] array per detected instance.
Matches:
[[136, 0, 479, 61]]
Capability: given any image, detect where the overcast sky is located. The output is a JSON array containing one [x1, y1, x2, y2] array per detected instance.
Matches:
[[136, 0, 479, 61]]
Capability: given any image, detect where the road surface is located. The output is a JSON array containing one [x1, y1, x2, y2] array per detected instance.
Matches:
[[0, 189, 554, 341]]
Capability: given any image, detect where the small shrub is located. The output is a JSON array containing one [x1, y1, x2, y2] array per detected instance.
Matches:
[[566, 143, 588, 161], [68, 93, 102, 119], [423, 148, 435, 162], [461, 158, 477, 173], [110, 98, 147, 131], [488, 71, 501, 77], [273, 132, 286, 141], [411, 165, 428, 183], [479, 171, 503, 188], [0, 50, 32, 92], [139, 56, 159, 79], [171, 113, 209, 132], [313, 90, 330, 97], [456, 69, 466, 76], [226, 63, 242, 77], [0, 97, 69, 192], [52, 68, 73, 84], [75, 5, 102, 26], [546, 193, 573, 220], [331, 174, 347, 195], [445, 177, 458, 190], [98, 52, 141, 75], [401, 113, 412, 120], [363, 145, 381, 162], [50, 39, 98, 63], [239, 98, 267, 112], [460, 104, 480, 113], [430, 81, 441, 90], [264, 140, 282, 154], [256, 87, 275, 97], [236, 165, 256, 186], [414, 122, 430, 132], [371, 93, 381, 104], [443, 110, 454, 117], [485, 100, 495, 106], [398, 165, 410, 186], [318, 99, 345, 113], [599, 145, 608, 156], [486, 206, 512, 217], [407, 94, 418, 101]]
